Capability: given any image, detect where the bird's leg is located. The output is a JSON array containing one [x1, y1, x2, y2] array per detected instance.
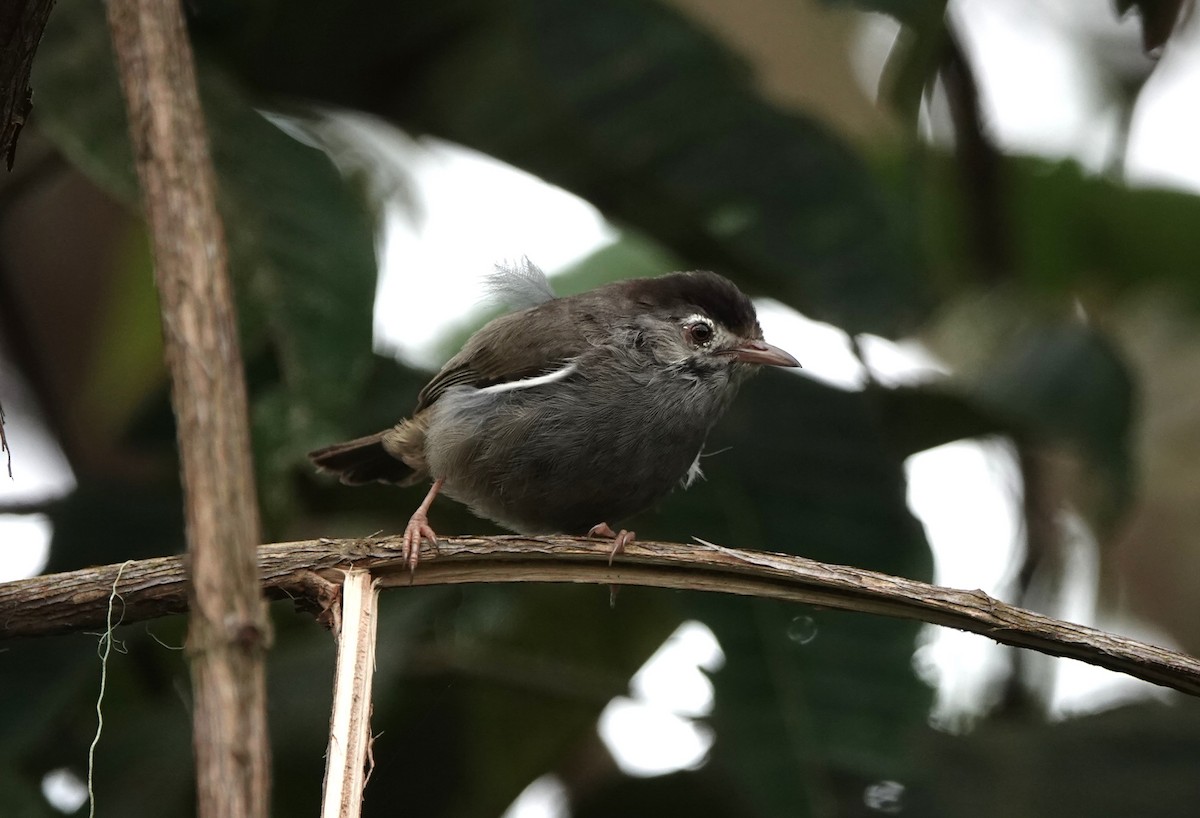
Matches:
[[404, 477, 444, 573], [587, 522, 636, 565]]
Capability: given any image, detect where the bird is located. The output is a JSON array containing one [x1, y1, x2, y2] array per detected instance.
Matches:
[[309, 260, 799, 571]]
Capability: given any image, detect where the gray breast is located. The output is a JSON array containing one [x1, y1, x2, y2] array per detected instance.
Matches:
[[422, 364, 733, 534]]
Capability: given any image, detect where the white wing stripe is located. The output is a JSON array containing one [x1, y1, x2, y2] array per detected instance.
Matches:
[[478, 362, 578, 395]]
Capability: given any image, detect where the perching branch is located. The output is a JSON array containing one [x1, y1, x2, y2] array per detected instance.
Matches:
[[2, 535, 1199, 697], [105, 1, 270, 816]]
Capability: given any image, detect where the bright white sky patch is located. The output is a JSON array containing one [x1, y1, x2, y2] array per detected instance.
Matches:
[[1046, 511, 1174, 718], [939, 0, 1200, 193], [754, 302, 946, 392], [0, 391, 76, 507], [1126, 14, 1200, 190], [629, 620, 724, 718], [0, 514, 52, 582], [856, 1, 1200, 192], [949, 0, 1123, 170], [501, 775, 570, 818], [372, 137, 615, 368], [596, 620, 723, 777], [851, 13, 903, 103], [906, 440, 1022, 727], [858, 334, 948, 385], [598, 697, 715, 777], [0, 367, 74, 582], [41, 768, 89, 815], [907, 439, 1022, 592], [752, 299, 866, 390]]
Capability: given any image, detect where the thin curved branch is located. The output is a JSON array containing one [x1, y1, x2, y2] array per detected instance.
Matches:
[[2, 535, 1199, 696]]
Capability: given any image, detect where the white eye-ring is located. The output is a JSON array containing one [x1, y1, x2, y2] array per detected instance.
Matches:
[[683, 314, 715, 346]]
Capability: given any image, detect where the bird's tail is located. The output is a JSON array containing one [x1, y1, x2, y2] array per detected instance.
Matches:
[[308, 432, 416, 485]]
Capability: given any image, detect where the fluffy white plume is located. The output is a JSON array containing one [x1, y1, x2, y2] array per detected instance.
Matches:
[[486, 257, 558, 309]]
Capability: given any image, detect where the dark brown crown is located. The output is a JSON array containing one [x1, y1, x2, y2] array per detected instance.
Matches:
[[625, 271, 761, 338]]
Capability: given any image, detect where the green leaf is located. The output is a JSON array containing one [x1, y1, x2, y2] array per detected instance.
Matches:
[[196, 0, 931, 336], [918, 153, 1200, 307], [921, 289, 1137, 523], [908, 701, 1200, 816], [573, 769, 744, 818], [0, 624, 196, 818], [33, 1, 382, 524], [553, 233, 684, 296], [346, 585, 682, 818], [486, 0, 929, 333], [0, 767, 58, 817], [632, 372, 934, 815], [973, 323, 1134, 467], [871, 384, 1008, 458]]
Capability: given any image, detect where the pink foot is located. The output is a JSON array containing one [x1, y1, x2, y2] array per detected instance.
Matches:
[[587, 522, 636, 566], [402, 477, 445, 574], [403, 511, 438, 573]]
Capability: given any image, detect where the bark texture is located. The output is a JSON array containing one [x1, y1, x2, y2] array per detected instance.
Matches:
[[104, 2, 270, 815], [3, 535, 1199, 697], [0, 0, 55, 169]]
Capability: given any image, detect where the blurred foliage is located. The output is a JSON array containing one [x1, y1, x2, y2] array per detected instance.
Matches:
[[194, 0, 932, 336], [2, 0, 1200, 816], [31, 0, 380, 524], [907, 699, 1200, 815], [1114, 0, 1192, 51]]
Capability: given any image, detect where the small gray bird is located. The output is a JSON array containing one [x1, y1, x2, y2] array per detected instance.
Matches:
[[309, 261, 798, 569]]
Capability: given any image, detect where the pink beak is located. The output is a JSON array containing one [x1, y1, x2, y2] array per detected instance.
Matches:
[[730, 339, 801, 368]]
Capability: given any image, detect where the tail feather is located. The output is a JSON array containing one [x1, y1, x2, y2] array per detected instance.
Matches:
[[309, 433, 415, 486]]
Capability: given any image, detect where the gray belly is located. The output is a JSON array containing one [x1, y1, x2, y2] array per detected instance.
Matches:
[[423, 380, 720, 534]]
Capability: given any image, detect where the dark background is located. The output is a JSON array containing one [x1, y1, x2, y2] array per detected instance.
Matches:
[[2, 0, 1200, 815]]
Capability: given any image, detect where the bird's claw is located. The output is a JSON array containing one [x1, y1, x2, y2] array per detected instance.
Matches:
[[587, 522, 636, 565], [403, 513, 438, 573]]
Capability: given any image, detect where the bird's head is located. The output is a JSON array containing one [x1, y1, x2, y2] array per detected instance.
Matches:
[[622, 271, 799, 379]]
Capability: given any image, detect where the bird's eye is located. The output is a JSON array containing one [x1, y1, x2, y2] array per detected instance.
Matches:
[[686, 320, 714, 346]]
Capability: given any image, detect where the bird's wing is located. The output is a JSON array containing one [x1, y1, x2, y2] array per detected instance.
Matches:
[[414, 298, 594, 412]]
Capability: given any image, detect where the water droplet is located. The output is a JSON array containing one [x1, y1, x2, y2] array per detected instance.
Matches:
[[863, 780, 904, 814], [786, 615, 818, 645]]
